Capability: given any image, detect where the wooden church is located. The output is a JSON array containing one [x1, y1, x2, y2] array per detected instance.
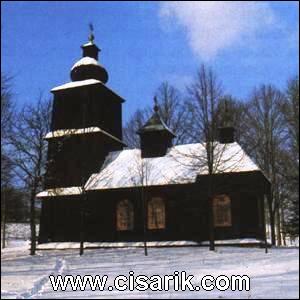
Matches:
[[37, 31, 270, 245]]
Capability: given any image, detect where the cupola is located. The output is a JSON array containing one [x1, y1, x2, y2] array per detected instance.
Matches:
[[70, 24, 109, 83], [137, 97, 176, 158]]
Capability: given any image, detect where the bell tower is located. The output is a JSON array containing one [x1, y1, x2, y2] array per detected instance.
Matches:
[[44, 27, 125, 189]]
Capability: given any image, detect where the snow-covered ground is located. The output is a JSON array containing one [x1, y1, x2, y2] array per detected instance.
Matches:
[[1, 240, 299, 299]]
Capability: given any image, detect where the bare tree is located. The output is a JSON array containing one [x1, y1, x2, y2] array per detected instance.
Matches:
[[185, 64, 226, 251], [123, 82, 190, 148], [173, 64, 265, 252], [1, 74, 14, 143], [154, 82, 191, 145], [284, 76, 299, 155], [215, 95, 247, 143], [123, 109, 148, 149], [280, 76, 299, 237], [8, 96, 51, 255], [242, 85, 286, 246], [1, 73, 14, 248]]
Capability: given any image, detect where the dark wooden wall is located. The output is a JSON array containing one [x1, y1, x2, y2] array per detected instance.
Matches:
[[45, 83, 124, 189], [39, 172, 268, 243], [45, 133, 122, 188], [140, 131, 173, 158], [51, 84, 123, 140]]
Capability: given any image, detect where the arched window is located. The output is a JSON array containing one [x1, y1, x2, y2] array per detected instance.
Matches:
[[147, 197, 165, 230], [213, 194, 232, 227], [116, 199, 134, 231]]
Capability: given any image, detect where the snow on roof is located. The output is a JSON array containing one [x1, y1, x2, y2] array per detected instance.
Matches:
[[44, 126, 125, 145], [85, 142, 261, 191], [36, 186, 82, 198], [45, 127, 100, 139], [51, 79, 101, 92], [71, 57, 99, 71], [82, 41, 95, 47]]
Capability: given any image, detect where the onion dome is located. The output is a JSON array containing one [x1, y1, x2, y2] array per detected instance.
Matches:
[[70, 25, 109, 83]]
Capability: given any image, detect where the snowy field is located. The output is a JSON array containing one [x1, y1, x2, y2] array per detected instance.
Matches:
[[1, 240, 299, 299]]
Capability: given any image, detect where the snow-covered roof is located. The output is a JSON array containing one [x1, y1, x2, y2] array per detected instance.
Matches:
[[51, 79, 125, 103], [71, 57, 99, 71], [44, 126, 125, 145], [85, 142, 261, 191], [36, 186, 82, 198], [51, 79, 101, 92]]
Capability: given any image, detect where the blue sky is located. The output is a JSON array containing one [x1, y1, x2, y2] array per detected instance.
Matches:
[[1, 1, 299, 123]]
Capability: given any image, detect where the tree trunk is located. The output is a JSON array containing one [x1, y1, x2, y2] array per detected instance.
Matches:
[[275, 207, 282, 246], [280, 205, 286, 246], [262, 195, 268, 253], [30, 190, 36, 256], [208, 173, 215, 251], [2, 190, 6, 249], [142, 186, 148, 256], [267, 193, 276, 246]]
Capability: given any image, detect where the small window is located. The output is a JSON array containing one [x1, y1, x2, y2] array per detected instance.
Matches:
[[116, 199, 134, 231], [213, 195, 232, 227], [147, 197, 165, 230]]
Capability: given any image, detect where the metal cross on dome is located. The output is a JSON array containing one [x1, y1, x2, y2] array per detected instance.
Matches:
[[89, 23, 95, 43]]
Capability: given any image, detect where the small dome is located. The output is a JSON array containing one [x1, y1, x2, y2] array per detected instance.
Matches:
[[70, 57, 108, 83]]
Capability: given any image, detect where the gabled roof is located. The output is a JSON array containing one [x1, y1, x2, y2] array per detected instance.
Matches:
[[85, 142, 261, 191]]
